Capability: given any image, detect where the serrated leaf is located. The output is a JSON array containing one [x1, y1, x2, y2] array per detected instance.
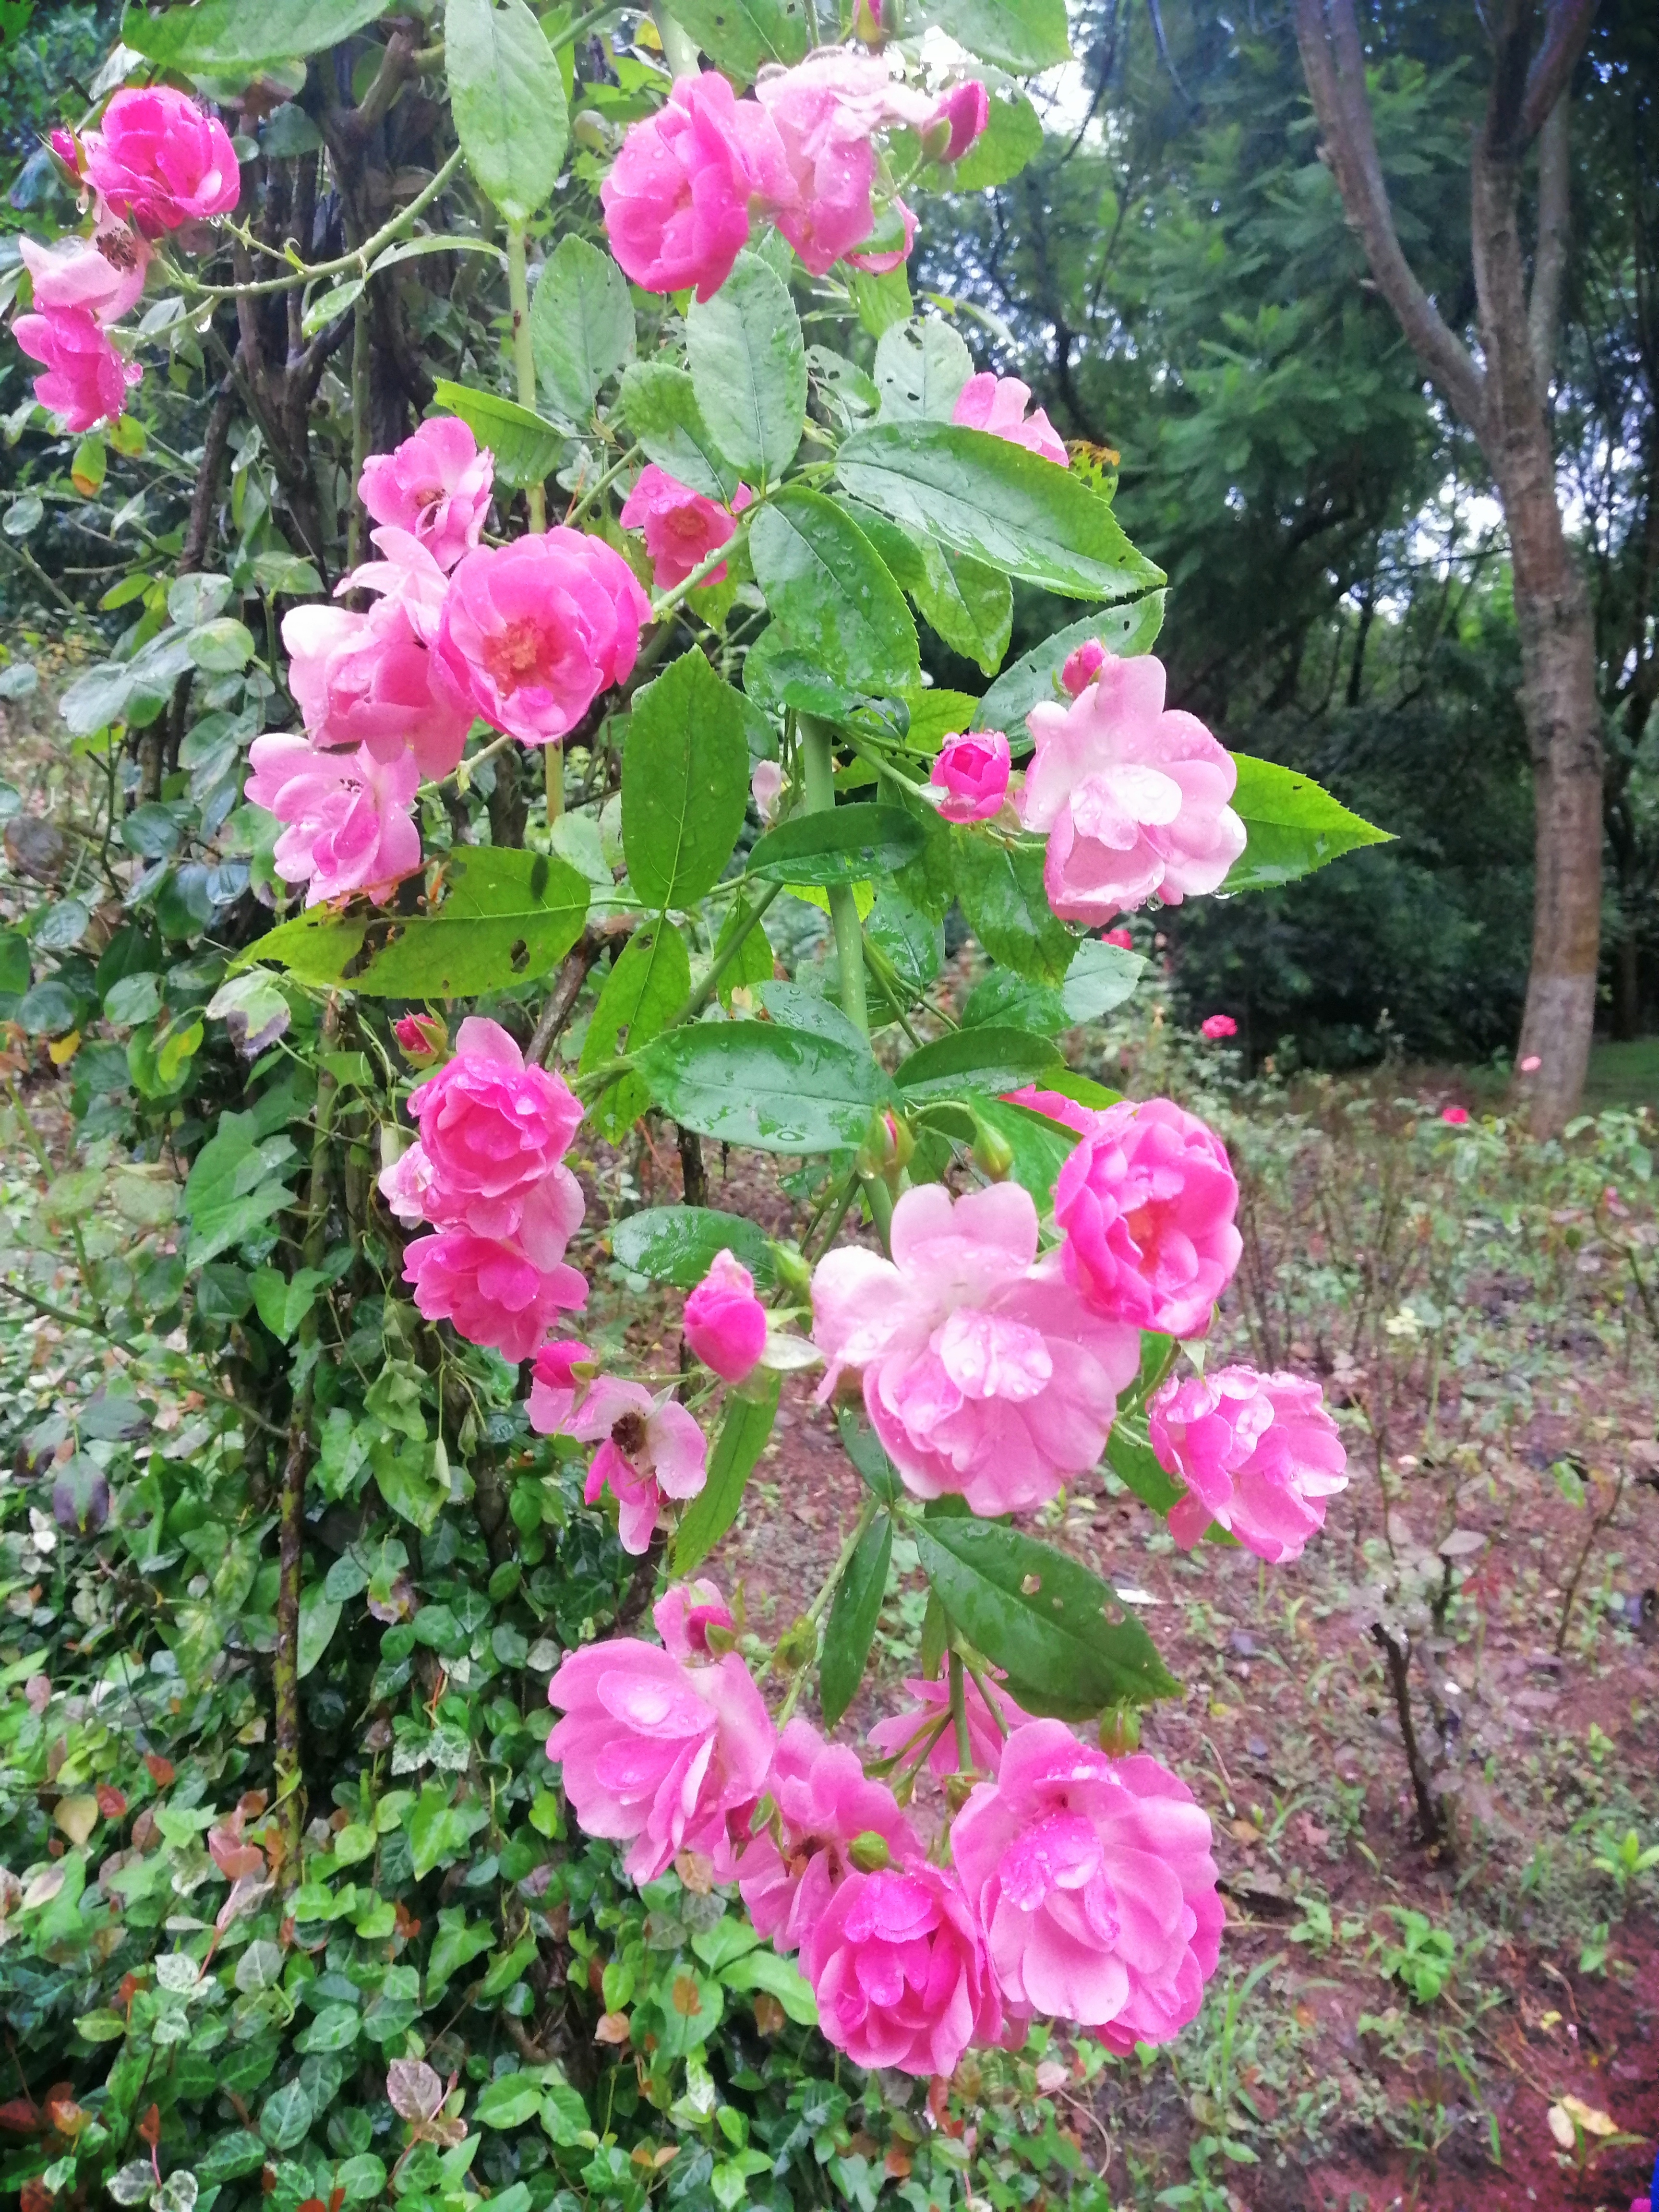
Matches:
[[893, 1024, 1058, 1100], [446, 0, 569, 222], [662, 0, 808, 79], [1224, 755, 1392, 891], [686, 251, 806, 485], [622, 651, 751, 909], [873, 316, 973, 423], [638, 1022, 894, 1154], [749, 489, 919, 695], [953, 834, 1075, 984], [916, 0, 1070, 70], [975, 601, 1170, 740], [122, 0, 390, 69], [432, 380, 565, 490], [619, 363, 742, 500], [611, 1205, 777, 1290], [531, 234, 635, 421], [746, 803, 923, 886], [577, 921, 690, 1141]]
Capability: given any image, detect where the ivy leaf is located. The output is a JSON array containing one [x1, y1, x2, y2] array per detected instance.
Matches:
[[637, 1022, 895, 1153], [672, 1372, 781, 1575], [407, 1785, 490, 1880], [719, 1947, 818, 2026], [532, 235, 635, 423], [686, 251, 806, 485], [258, 2079, 315, 2152], [819, 1510, 891, 1727], [749, 489, 919, 696], [1224, 756, 1393, 890], [446, 0, 569, 223], [622, 652, 752, 909], [296, 1581, 341, 1680]]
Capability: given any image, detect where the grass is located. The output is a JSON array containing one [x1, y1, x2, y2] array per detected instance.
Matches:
[[1587, 1039, 1659, 1110]]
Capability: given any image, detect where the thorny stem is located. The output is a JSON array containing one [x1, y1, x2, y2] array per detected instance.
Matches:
[[187, 146, 467, 300], [1554, 1462, 1629, 1657], [673, 881, 784, 1026]]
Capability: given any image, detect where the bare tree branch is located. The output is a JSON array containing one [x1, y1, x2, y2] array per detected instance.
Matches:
[[1293, 0, 1486, 432], [1527, 93, 1571, 404], [1519, 0, 1599, 145]]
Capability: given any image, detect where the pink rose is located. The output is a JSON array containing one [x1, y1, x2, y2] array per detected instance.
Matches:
[[654, 1578, 736, 1663], [952, 373, 1068, 469], [1518, 1054, 1541, 1074], [756, 52, 931, 276], [1200, 1013, 1237, 1041], [1020, 652, 1247, 928], [281, 596, 471, 781], [13, 307, 141, 433], [526, 1337, 595, 1435], [1149, 1366, 1347, 1562], [359, 417, 493, 572], [618, 463, 753, 590], [845, 195, 916, 274], [1053, 1097, 1241, 1338], [547, 1635, 775, 1883], [1061, 639, 1106, 697], [1000, 1084, 1097, 1136], [346, 526, 452, 645], [601, 70, 791, 301], [1103, 926, 1134, 948], [930, 729, 1010, 824], [801, 1860, 1001, 2077], [400, 1228, 587, 1362], [1441, 1105, 1469, 1125], [405, 1015, 584, 1245], [244, 733, 420, 906], [952, 1720, 1223, 2051], [811, 1182, 1138, 1516], [393, 1011, 447, 1065], [434, 529, 650, 747], [930, 79, 990, 162], [683, 1248, 768, 1383], [567, 1375, 708, 1555], [868, 1670, 1035, 1780], [20, 228, 149, 324], [83, 87, 240, 236], [736, 1716, 919, 1955], [751, 759, 783, 824]]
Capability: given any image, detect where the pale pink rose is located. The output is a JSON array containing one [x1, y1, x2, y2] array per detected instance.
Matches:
[[377, 1140, 435, 1229], [13, 307, 140, 433], [683, 1248, 768, 1383], [654, 1578, 736, 1663], [1518, 1054, 1541, 1074], [811, 1182, 1138, 1516], [281, 597, 471, 780], [568, 1376, 708, 1555], [1149, 1366, 1347, 1562], [20, 228, 149, 324], [83, 87, 240, 236], [1020, 653, 1246, 928], [929, 729, 1010, 824], [1200, 1013, 1237, 1041], [735, 1716, 919, 1955], [751, 759, 783, 823], [755, 52, 930, 276], [1053, 1097, 1241, 1338], [360, 417, 493, 572], [619, 464, 753, 590], [346, 526, 452, 645], [845, 195, 916, 274], [952, 373, 1068, 469], [999, 1084, 1097, 1136], [393, 1011, 446, 1064], [526, 1338, 595, 1435], [1061, 639, 1106, 697], [244, 733, 421, 906], [931, 80, 990, 162], [1441, 1105, 1469, 1125], [868, 1670, 1035, 1780], [434, 529, 650, 747], [400, 1228, 587, 1362], [601, 70, 791, 301], [405, 1015, 584, 1244], [546, 1635, 775, 1884], [801, 1860, 1001, 2077], [952, 1720, 1223, 2051]]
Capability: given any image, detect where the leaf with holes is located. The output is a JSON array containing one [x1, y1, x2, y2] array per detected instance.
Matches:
[[665, 0, 809, 80]]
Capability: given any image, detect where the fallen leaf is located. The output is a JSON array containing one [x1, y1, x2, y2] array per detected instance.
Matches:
[[1546, 2104, 1576, 2149], [1560, 2094, 1617, 2137], [594, 2012, 631, 2045]]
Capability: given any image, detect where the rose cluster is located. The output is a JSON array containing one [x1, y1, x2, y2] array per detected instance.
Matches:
[[13, 87, 240, 434], [602, 54, 988, 301], [548, 1577, 1223, 2077]]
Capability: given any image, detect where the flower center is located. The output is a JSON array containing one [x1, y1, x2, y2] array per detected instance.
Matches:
[[481, 615, 549, 692], [611, 1410, 649, 1460]]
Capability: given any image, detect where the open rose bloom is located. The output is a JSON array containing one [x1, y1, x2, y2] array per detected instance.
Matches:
[[735, 1716, 918, 1954], [620, 464, 753, 589], [1149, 1366, 1348, 1561], [801, 1861, 1002, 2076], [14, 307, 141, 433], [83, 86, 241, 235]]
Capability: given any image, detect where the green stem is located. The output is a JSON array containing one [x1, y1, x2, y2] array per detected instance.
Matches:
[[800, 718, 868, 1037], [346, 287, 371, 572], [949, 1652, 972, 1772], [677, 881, 783, 1023], [7, 1081, 104, 1327], [506, 221, 546, 536], [651, 2, 702, 76], [186, 146, 467, 301], [648, 506, 760, 624], [565, 445, 635, 526]]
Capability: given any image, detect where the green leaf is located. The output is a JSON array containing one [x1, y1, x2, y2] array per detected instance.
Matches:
[[619, 363, 742, 500], [747, 802, 923, 886], [259, 2079, 315, 2153], [954, 79, 1044, 189], [446, 0, 569, 222], [474, 2074, 544, 2129], [662, 0, 808, 79], [974, 595, 1167, 735], [838, 422, 1164, 601], [1224, 755, 1392, 890], [1105, 1413, 1184, 1517], [577, 921, 691, 1142], [293, 2003, 360, 2054], [742, 625, 857, 719], [719, 1948, 817, 2026], [335, 2155, 388, 2200], [917, 0, 1070, 70], [819, 1510, 891, 1727], [954, 834, 1075, 984], [427, 1915, 496, 1993], [251, 1264, 325, 1343], [540, 2085, 589, 2146], [894, 1024, 1058, 1101], [480, 1935, 539, 1999], [408, 1784, 490, 1880], [836, 1407, 902, 1504], [183, 1113, 298, 1268], [532, 235, 635, 422], [297, 1581, 341, 1680], [906, 539, 1011, 675], [965, 1095, 1082, 1207], [637, 1022, 894, 1153], [611, 1205, 777, 1290], [373, 1436, 449, 1534], [873, 316, 973, 423], [245, 847, 589, 997], [750, 489, 919, 695], [300, 277, 363, 339], [915, 1517, 1179, 1719], [673, 1370, 780, 1575], [1061, 938, 1147, 1021], [686, 250, 806, 485], [867, 884, 942, 995], [432, 380, 565, 490], [194, 2131, 268, 2185], [122, 0, 390, 69], [622, 651, 752, 908], [847, 261, 912, 338]]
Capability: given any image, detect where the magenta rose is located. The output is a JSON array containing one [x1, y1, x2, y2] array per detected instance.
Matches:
[[999, 1083, 1097, 1136], [1060, 639, 1106, 697], [526, 1338, 595, 1436], [20, 228, 149, 324], [244, 733, 420, 907], [13, 306, 141, 433], [1149, 1366, 1347, 1562], [566, 1375, 707, 1555], [281, 597, 471, 781], [405, 1015, 584, 1245], [1200, 1013, 1238, 1041], [952, 1720, 1223, 2051], [359, 417, 493, 572], [601, 70, 791, 301], [1020, 650, 1246, 928], [435, 529, 649, 746], [400, 1229, 586, 1362], [755, 52, 937, 276], [1053, 1097, 1241, 1337], [867, 1669, 1035, 1781], [546, 1635, 774, 1883], [801, 1860, 1001, 2077], [736, 1717, 919, 1955], [83, 87, 240, 236], [952, 373, 1068, 468], [683, 1248, 768, 1383], [619, 463, 753, 590], [932, 79, 990, 162], [653, 1578, 736, 1663], [930, 729, 1011, 824], [811, 1182, 1138, 1517]]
